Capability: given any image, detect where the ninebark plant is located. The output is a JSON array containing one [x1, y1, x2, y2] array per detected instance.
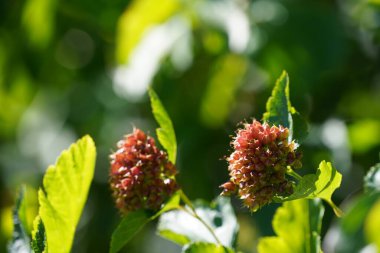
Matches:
[[7, 71, 380, 253]]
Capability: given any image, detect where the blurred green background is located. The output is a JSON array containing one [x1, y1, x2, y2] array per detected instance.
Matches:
[[1, 0, 380, 252]]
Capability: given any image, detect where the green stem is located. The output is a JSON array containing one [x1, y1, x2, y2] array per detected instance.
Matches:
[[327, 200, 344, 217], [286, 166, 302, 180], [179, 191, 222, 245]]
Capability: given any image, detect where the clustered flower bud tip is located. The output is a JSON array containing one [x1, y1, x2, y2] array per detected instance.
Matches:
[[220, 120, 302, 211], [109, 128, 178, 214]]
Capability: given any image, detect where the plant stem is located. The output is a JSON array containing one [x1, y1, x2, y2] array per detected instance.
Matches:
[[327, 200, 344, 217], [286, 166, 302, 180], [179, 190, 223, 245]]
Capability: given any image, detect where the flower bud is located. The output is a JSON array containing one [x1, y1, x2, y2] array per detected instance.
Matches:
[[110, 128, 179, 214], [220, 120, 302, 211]]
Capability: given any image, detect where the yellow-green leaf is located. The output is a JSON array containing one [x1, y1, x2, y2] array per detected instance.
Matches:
[[116, 0, 180, 64], [182, 242, 236, 253], [149, 88, 177, 163], [258, 199, 324, 253], [277, 161, 343, 217], [33, 135, 96, 253]]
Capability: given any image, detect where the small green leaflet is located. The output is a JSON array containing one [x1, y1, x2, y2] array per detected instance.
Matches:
[[262, 70, 308, 142], [157, 197, 238, 248], [258, 199, 324, 253], [182, 242, 236, 253], [149, 88, 177, 164], [8, 186, 31, 253], [276, 161, 343, 217], [32, 135, 96, 253], [110, 191, 181, 253]]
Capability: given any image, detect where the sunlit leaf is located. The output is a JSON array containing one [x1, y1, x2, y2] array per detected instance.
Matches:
[[110, 191, 180, 253], [158, 197, 238, 247], [182, 242, 236, 253], [200, 54, 248, 128], [258, 199, 324, 253], [116, 0, 180, 64], [22, 0, 57, 48], [263, 70, 308, 142], [364, 199, 380, 251], [8, 186, 31, 253], [348, 120, 380, 154], [276, 161, 343, 216], [149, 88, 177, 163], [33, 135, 96, 253], [18, 186, 38, 235]]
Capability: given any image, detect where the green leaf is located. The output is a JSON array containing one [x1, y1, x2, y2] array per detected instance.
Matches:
[[364, 162, 380, 193], [277, 161, 343, 216], [332, 192, 380, 253], [116, 0, 180, 64], [8, 186, 32, 253], [182, 242, 236, 253], [31, 216, 46, 253], [149, 88, 177, 163], [262, 70, 308, 142], [258, 199, 324, 253], [110, 210, 151, 253], [110, 191, 180, 253], [332, 160, 380, 253], [364, 199, 380, 251], [33, 135, 96, 253], [158, 197, 238, 247], [200, 54, 248, 128], [263, 71, 294, 134], [22, 0, 58, 49]]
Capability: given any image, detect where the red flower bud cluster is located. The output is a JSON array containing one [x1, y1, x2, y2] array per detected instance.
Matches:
[[110, 128, 178, 214], [221, 120, 302, 211]]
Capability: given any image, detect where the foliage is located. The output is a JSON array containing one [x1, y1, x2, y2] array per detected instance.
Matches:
[[258, 199, 324, 253], [149, 88, 177, 164], [2, 0, 380, 250]]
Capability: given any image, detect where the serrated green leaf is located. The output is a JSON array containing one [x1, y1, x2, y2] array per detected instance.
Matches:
[[258, 199, 324, 253], [158, 197, 238, 247], [110, 191, 181, 253], [263, 71, 294, 134], [8, 186, 32, 253], [277, 161, 343, 216], [149, 88, 177, 163], [364, 162, 380, 193], [31, 216, 46, 253], [262, 71, 308, 142], [182, 242, 236, 253], [33, 135, 96, 253]]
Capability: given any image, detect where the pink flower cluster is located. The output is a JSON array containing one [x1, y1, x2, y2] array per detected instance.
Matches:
[[221, 120, 302, 211], [110, 128, 178, 214]]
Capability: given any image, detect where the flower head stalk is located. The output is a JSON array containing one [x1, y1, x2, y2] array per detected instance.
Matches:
[[221, 120, 302, 211]]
